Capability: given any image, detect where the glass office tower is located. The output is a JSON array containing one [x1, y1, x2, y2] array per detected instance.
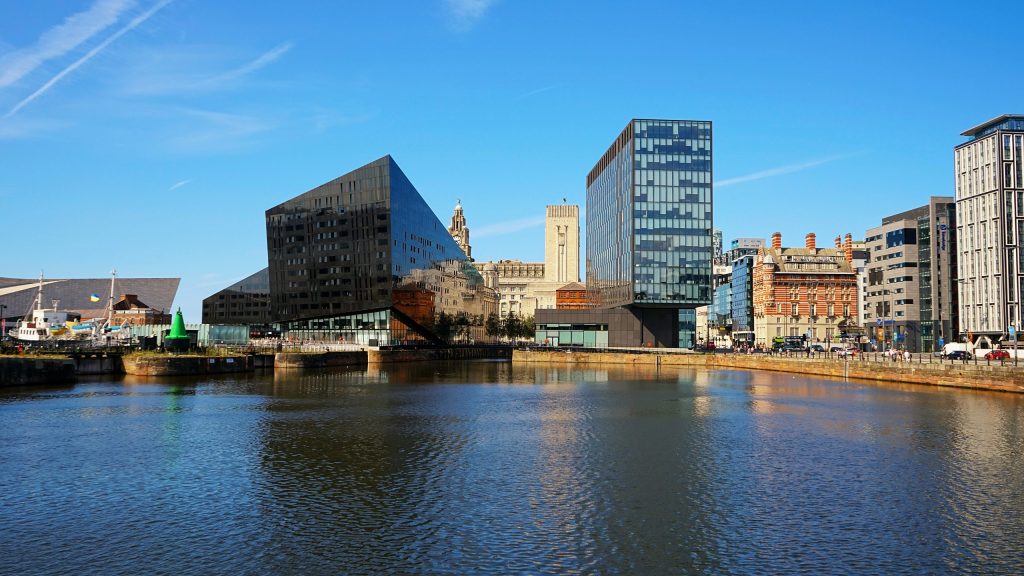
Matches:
[[265, 155, 494, 344], [585, 119, 712, 347]]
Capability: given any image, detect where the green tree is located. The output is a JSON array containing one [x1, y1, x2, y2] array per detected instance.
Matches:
[[485, 313, 501, 340], [503, 313, 522, 342], [454, 311, 471, 343], [520, 315, 535, 340], [434, 312, 455, 343]]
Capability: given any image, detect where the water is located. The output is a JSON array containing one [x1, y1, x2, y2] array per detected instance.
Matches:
[[2, 361, 1024, 575]]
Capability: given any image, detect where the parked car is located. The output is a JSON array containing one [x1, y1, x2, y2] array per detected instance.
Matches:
[[984, 350, 1010, 361], [810, 344, 826, 352], [830, 346, 844, 352], [837, 348, 857, 358], [946, 350, 973, 361]]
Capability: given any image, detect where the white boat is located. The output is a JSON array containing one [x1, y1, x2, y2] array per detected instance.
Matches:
[[9, 275, 77, 343]]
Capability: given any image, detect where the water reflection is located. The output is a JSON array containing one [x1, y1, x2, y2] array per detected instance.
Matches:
[[0, 362, 1023, 574]]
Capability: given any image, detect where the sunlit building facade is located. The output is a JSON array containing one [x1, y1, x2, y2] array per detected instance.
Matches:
[[537, 118, 712, 348], [265, 155, 496, 344]]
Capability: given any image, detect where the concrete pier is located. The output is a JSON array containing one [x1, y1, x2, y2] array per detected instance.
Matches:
[[122, 354, 254, 377]]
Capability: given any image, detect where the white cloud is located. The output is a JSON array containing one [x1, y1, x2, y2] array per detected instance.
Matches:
[[168, 179, 191, 191], [474, 215, 545, 238], [168, 108, 272, 152], [117, 42, 294, 96], [0, 0, 135, 88], [3, 0, 174, 120], [204, 42, 293, 86], [445, 0, 496, 31], [715, 154, 852, 188], [517, 84, 561, 99]]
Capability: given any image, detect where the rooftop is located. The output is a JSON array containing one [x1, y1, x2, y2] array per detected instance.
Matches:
[[960, 114, 1024, 138]]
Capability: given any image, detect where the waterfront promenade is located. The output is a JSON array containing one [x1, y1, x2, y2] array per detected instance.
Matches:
[[514, 348, 1024, 394]]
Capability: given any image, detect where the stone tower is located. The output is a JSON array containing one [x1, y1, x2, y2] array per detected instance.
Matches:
[[448, 199, 472, 260], [544, 204, 580, 283]]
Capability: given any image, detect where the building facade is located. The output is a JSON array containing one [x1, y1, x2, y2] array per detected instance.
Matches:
[[265, 155, 496, 345], [752, 232, 858, 348], [474, 204, 581, 319], [730, 253, 757, 345], [555, 282, 589, 309], [708, 264, 732, 348], [863, 198, 957, 352], [955, 115, 1024, 346], [202, 268, 271, 326], [572, 118, 712, 348]]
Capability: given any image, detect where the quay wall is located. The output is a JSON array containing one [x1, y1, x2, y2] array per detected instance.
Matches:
[[513, 349, 1024, 394], [274, 351, 367, 369], [122, 355, 254, 377], [367, 346, 511, 364], [0, 357, 77, 387]]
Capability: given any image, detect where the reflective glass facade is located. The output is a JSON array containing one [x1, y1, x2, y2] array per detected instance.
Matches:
[[266, 156, 496, 344], [586, 119, 712, 309], [730, 254, 755, 340]]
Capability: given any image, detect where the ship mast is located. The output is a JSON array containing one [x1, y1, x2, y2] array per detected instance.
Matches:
[[35, 271, 43, 312], [107, 269, 117, 326]]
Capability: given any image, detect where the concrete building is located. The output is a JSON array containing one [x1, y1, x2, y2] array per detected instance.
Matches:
[[752, 232, 858, 348], [536, 119, 712, 348], [264, 155, 497, 345], [954, 115, 1024, 347], [474, 204, 580, 319], [864, 198, 957, 352]]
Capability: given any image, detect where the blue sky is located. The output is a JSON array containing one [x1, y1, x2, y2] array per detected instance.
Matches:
[[2, 0, 1023, 320]]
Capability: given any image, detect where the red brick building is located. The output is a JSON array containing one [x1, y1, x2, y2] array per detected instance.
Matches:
[[555, 282, 590, 310], [753, 232, 858, 347]]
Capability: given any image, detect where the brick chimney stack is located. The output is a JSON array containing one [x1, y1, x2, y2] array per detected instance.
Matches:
[[835, 235, 842, 249], [771, 232, 782, 249], [844, 233, 854, 263], [805, 233, 816, 253]]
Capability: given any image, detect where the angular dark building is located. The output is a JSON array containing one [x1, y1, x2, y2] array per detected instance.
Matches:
[[536, 119, 713, 348], [201, 268, 271, 326], [265, 155, 496, 344]]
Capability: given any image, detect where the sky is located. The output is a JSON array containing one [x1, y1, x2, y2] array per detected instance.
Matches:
[[2, 0, 1023, 321]]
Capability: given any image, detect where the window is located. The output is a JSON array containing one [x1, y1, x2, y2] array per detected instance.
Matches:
[[791, 303, 799, 316]]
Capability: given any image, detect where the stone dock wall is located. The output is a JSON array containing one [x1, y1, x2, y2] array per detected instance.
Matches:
[[0, 357, 77, 387], [121, 355, 254, 377], [513, 349, 1024, 394]]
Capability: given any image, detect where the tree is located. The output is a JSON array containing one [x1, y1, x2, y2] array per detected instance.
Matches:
[[434, 312, 455, 343], [503, 313, 522, 342], [454, 311, 471, 343], [520, 315, 535, 340], [485, 313, 501, 340]]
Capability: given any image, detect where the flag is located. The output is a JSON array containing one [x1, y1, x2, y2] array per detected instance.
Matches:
[[89, 293, 101, 302]]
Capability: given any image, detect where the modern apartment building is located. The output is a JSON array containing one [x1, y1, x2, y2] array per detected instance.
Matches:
[[265, 155, 496, 344], [955, 115, 1024, 346], [752, 232, 858, 348], [863, 198, 957, 352]]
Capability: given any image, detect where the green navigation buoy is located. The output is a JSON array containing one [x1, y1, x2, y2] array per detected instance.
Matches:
[[165, 307, 190, 352]]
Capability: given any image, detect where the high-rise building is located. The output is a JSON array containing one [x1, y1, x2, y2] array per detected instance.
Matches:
[[265, 155, 496, 344], [729, 238, 765, 346], [448, 200, 472, 260], [752, 232, 858, 348], [473, 204, 580, 318], [712, 229, 724, 264], [863, 198, 957, 352], [955, 115, 1024, 347], [536, 119, 712, 348]]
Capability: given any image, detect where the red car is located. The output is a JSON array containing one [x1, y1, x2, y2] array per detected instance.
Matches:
[[984, 350, 1010, 360]]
